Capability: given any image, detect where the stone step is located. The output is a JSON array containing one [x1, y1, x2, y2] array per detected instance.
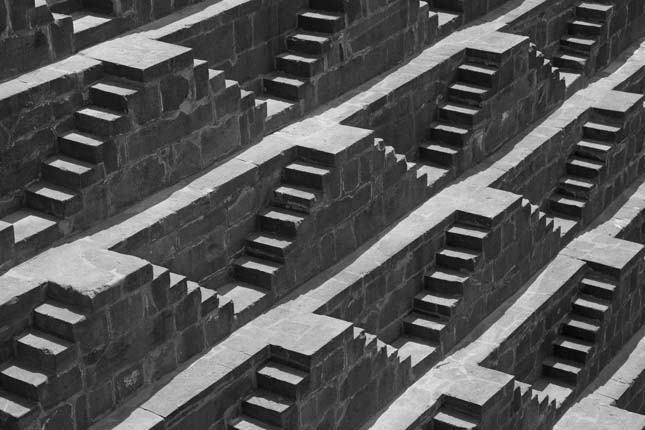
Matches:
[[414, 291, 461, 318], [403, 312, 446, 341], [275, 52, 324, 78], [25, 182, 82, 218], [309, 0, 348, 12], [438, 102, 482, 125], [256, 362, 309, 399], [447, 81, 491, 104], [297, 10, 345, 33], [1, 210, 60, 251], [426, 122, 470, 146], [562, 315, 601, 342], [58, 130, 109, 165], [258, 207, 306, 238], [552, 336, 593, 363], [560, 36, 597, 54], [568, 19, 604, 37], [198, 286, 219, 316], [89, 79, 139, 113], [432, 0, 464, 13], [14, 330, 77, 375], [32, 302, 86, 342], [553, 53, 587, 72], [436, 246, 480, 271], [41, 155, 103, 191], [391, 336, 439, 375], [263, 73, 308, 101], [456, 63, 497, 88], [75, 106, 129, 136], [572, 295, 610, 320], [72, 12, 122, 51], [575, 139, 612, 161], [0, 364, 48, 402], [446, 224, 488, 251], [233, 256, 283, 290], [283, 161, 332, 190], [246, 233, 294, 263], [241, 390, 294, 428], [549, 193, 587, 218], [580, 277, 616, 301], [543, 356, 583, 385], [419, 142, 459, 166], [272, 185, 318, 214], [230, 415, 280, 430], [566, 156, 604, 179], [168, 272, 188, 303], [286, 31, 331, 55], [432, 408, 478, 429], [576, 2, 613, 21], [0, 388, 39, 430], [583, 121, 621, 141], [84, 0, 114, 15], [424, 268, 469, 295], [558, 176, 595, 199]]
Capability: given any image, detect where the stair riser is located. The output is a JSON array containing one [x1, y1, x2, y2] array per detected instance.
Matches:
[[572, 303, 606, 320], [41, 165, 102, 191], [58, 136, 106, 165], [264, 79, 305, 101], [75, 112, 129, 137], [0, 374, 42, 402], [553, 344, 589, 363], [424, 276, 465, 295], [14, 343, 77, 375], [257, 374, 301, 399], [447, 87, 489, 105], [414, 299, 454, 318], [436, 254, 477, 271], [272, 193, 314, 214], [84, 0, 114, 14], [561, 40, 595, 55], [233, 265, 278, 290], [562, 324, 597, 342], [90, 88, 131, 113], [241, 402, 293, 427], [581, 284, 614, 301], [298, 14, 344, 33], [33, 315, 76, 342], [553, 56, 586, 72], [576, 6, 612, 21], [276, 57, 324, 78], [403, 320, 442, 342], [287, 37, 329, 55], [558, 184, 592, 200], [283, 169, 328, 191], [457, 69, 496, 88], [543, 364, 579, 385], [246, 241, 287, 264], [568, 22, 603, 37], [438, 107, 480, 126], [258, 216, 300, 238], [427, 127, 468, 146], [446, 232, 484, 251], [566, 163, 601, 180], [419, 146, 457, 166], [583, 127, 620, 142], [575, 145, 610, 161], [309, 0, 345, 12], [25, 192, 82, 218], [549, 199, 584, 218], [432, 0, 464, 13]]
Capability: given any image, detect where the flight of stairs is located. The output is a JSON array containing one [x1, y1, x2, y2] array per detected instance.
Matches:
[[230, 360, 308, 430], [218, 157, 333, 320], [45, 0, 123, 51], [260, 2, 347, 130], [534, 272, 617, 405], [393, 222, 490, 374], [553, 1, 614, 76], [419, 55, 499, 172], [544, 113, 624, 241], [422, 0, 463, 37]]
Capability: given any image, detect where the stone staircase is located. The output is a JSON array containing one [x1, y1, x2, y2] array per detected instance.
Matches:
[[419, 54, 500, 173], [544, 112, 626, 241], [533, 271, 617, 406], [260, 1, 348, 131], [421, 0, 463, 38], [45, 0, 123, 51], [231, 360, 308, 430], [393, 221, 491, 374], [553, 1, 614, 78]]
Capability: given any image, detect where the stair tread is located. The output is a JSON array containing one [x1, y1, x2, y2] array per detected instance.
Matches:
[[244, 390, 292, 412], [2, 210, 58, 244], [1, 363, 48, 387], [581, 277, 617, 292], [577, 139, 612, 152], [274, 185, 318, 201], [543, 356, 584, 373], [16, 330, 73, 355], [551, 193, 587, 207], [299, 10, 344, 20], [568, 156, 604, 169], [448, 224, 488, 239], [578, 2, 613, 12], [421, 142, 459, 154], [560, 176, 594, 190], [570, 19, 603, 28], [427, 268, 470, 283], [0, 389, 37, 420], [391, 336, 438, 367], [433, 409, 478, 428], [415, 291, 460, 307], [231, 416, 281, 430], [449, 81, 490, 94], [276, 52, 322, 64], [234, 256, 282, 274], [574, 295, 610, 312], [438, 246, 480, 259], [458, 63, 497, 75], [71, 11, 114, 33], [553, 336, 593, 353], [76, 106, 124, 121], [430, 122, 470, 135], [34, 302, 85, 325], [44, 155, 96, 175], [564, 315, 601, 331], [584, 121, 621, 133], [289, 31, 331, 43], [257, 362, 307, 386], [562, 35, 597, 46], [557, 52, 588, 61], [59, 130, 106, 147], [404, 312, 447, 330], [91, 80, 138, 97], [247, 233, 294, 250], [265, 73, 307, 87], [440, 102, 480, 115], [285, 161, 331, 176], [26, 182, 78, 201], [261, 207, 306, 223]]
